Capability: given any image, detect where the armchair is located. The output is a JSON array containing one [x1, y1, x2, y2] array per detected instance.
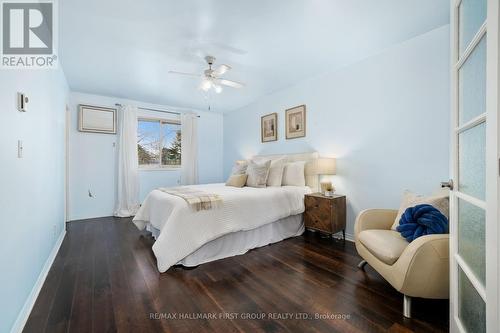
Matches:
[[354, 209, 449, 318]]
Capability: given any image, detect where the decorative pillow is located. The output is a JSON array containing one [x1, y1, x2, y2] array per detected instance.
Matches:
[[391, 190, 449, 230], [396, 204, 449, 242], [231, 160, 248, 175], [282, 161, 306, 186], [226, 174, 248, 188], [246, 160, 271, 188], [266, 157, 286, 187]]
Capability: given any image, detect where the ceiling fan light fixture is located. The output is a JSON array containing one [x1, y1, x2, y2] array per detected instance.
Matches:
[[214, 84, 223, 94], [200, 79, 212, 92]]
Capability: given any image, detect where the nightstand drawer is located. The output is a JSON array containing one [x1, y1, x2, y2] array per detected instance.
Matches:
[[305, 212, 332, 232], [305, 195, 331, 211], [305, 196, 333, 232]]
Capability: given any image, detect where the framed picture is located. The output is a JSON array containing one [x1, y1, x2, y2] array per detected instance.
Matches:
[[285, 104, 306, 139], [78, 104, 117, 134], [261, 113, 278, 142]]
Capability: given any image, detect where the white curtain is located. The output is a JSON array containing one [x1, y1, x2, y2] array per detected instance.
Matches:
[[114, 105, 140, 217], [181, 113, 199, 185]]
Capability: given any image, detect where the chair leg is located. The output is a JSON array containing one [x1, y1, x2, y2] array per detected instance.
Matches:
[[403, 295, 412, 318], [357, 260, 367, 270]]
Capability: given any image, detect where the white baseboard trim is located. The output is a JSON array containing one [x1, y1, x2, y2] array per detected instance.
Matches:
[[10, 229, 67, 333], [331, 231, 355, 242]]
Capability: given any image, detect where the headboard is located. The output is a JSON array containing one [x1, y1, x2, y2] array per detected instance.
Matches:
[[252, 152, 320, 191]]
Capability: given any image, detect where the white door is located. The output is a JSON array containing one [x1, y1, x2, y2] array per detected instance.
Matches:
[[450, 0, 499, 332]]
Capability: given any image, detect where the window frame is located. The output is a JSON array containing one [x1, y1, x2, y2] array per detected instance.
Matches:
[[137, 116, 182, 171]]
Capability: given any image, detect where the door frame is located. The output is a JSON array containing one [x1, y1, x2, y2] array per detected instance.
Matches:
[[485, 0, 500, 331], [65, 104, 70, 224], [450, 0, 500, 332]]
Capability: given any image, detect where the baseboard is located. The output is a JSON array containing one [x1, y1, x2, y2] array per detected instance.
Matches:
[[10, 229, 67, 333], [332, 231, 355, 243]]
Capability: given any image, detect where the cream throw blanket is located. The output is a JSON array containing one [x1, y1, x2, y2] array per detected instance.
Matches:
[[157, 187, 222, 211]]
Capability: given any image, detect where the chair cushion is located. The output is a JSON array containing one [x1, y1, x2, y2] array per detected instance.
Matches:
[[358, 230, 409, 265]]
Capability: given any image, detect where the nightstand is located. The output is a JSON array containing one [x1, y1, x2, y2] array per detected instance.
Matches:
[[304, 193, 347, 240]]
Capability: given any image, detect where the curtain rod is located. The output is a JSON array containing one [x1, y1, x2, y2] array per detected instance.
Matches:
[[115, 103, 200, 118]]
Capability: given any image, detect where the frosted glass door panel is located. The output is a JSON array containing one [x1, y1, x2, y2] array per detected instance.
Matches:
[[458, 199, 485, 285], [458, 36, 487, 125], [459, 0, 487, 55], [458, 122, 486, 200], [458, 268, 486, 333]]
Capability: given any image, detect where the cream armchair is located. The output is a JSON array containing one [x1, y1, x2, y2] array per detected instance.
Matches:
[[354, 209, 449, 318]]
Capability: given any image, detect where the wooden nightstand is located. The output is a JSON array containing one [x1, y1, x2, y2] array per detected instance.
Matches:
[[304, 193, 347, 240]]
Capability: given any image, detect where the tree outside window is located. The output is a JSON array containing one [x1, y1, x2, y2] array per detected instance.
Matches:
[[137, 119, 181, 168]]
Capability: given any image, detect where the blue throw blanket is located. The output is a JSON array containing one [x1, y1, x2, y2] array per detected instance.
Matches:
[[396, 204, 448, 242]]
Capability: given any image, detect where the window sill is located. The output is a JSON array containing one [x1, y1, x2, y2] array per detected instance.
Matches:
[[139, 167, 181, 172]]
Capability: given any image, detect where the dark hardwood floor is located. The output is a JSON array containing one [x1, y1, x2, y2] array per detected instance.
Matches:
[[24, 217, 449, 333]]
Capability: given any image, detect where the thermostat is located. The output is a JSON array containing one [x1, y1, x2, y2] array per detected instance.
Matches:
[[17, 92, 29, 112]]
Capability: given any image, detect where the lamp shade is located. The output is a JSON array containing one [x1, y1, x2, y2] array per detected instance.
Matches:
[[317, 158, 336, 175]]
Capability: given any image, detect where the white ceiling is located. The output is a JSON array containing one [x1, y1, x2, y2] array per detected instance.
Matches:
[[60, 0, 449, 112]]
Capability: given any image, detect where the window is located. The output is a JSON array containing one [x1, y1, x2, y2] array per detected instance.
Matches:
[[137, 118, 181, 168]]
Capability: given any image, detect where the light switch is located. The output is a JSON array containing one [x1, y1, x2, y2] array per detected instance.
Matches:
[[17, 93, 28, 112], [18, 140, 23, 158]]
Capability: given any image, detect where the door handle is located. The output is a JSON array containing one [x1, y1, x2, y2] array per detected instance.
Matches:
[[441, 179, 454, 190]]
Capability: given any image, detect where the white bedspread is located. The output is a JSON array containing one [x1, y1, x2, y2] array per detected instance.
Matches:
[[133, 183, 311, 272]]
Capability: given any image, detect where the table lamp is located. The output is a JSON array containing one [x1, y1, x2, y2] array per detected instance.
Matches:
[[317, 158, 336, 196]]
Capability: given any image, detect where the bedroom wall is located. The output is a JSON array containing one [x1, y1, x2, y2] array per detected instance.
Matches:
[[0, 68, 69, 333], [223, 25, 451, 239], [68, 92, 224, 220]]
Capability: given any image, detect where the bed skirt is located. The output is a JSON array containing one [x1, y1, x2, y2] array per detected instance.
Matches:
[[145, 214, 304, 267]]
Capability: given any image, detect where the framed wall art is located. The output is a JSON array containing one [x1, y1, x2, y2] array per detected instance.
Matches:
[[285, 105, 306, 139], [261, 112, 278, 142]]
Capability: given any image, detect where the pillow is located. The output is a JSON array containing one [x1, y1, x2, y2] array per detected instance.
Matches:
[[266, 157, 286, 187], [396, 204, 449, 242], [391, 190, 449, 230], [246, 160, 271, 188], [226, 174, 248, 188], [282, 161, 306, 186], [231, 160, 248, 175]]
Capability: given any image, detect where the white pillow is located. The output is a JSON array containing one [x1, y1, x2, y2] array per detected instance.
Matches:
[[231, 160, 248, 175], [266, 157, 286, 187], [246, 160, 271, 188], [282, 161, 306, 186]]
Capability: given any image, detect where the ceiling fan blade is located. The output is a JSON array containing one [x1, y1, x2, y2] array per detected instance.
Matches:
[[168, 70, 200, 77], [218, 79, 244, 89], [213, 64, 231, 76]]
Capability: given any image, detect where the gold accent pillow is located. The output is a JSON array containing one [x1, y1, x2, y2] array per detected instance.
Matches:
[[225, 174, 248, 188]]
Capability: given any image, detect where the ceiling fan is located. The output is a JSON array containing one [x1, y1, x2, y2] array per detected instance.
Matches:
[[168, 56, 245, 94]]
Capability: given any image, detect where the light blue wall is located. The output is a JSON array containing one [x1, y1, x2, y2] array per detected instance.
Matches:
[[223, 25, 451, 238], [0, 68, 69, 332], [68, 92, 224, 220]]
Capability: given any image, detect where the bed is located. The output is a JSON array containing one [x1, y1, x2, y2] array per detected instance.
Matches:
[[133, 152, 320, 273]]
